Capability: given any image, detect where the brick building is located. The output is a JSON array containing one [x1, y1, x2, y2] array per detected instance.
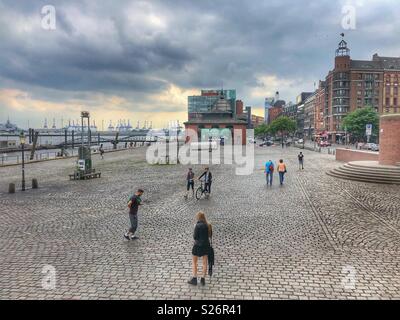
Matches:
[[268, 106, 283, 124], [303, 92, 316, 138], [251, 114, 265, 127], [323, 37, 400, 142], [314, 81, 326, 135], [184, 89, 248, 145]]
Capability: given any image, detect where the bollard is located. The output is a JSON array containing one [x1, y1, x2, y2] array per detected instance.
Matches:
[[8, 183, 15, 194], [32, 179, 39, 189]]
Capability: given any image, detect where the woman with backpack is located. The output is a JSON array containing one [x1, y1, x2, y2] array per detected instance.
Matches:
[[188, 212, 213, 286], [277, 159, 287, 186]]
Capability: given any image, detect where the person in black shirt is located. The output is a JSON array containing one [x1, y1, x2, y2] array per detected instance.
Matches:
[[99, 144, 105, 160], [298, 152, 304, 170], [185, 168, 195, 199], [124, 189, 144, 240], [188, 212, 213, 286]]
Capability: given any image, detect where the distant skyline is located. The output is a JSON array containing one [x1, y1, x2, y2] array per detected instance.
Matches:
[[1, 0, 400, 128]]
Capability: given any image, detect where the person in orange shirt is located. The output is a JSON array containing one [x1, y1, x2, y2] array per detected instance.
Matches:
[[277, 159, 287, 186]]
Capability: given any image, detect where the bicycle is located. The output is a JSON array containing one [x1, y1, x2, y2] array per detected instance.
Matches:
[[195, 180, 210, 200]]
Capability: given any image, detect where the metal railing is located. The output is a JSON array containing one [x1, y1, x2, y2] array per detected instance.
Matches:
[[0, 143, 149, 166]]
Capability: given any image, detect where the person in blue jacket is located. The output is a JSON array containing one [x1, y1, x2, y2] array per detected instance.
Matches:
[[265, 160, 274, 187]]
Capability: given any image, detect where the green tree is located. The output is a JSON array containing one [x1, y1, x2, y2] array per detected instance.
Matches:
[[268, 116, 297, 140], [254, 123, 269, 138], [342, 107, 379, 142]]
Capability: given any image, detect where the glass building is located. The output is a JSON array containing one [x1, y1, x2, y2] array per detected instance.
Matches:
[[188, 90, 236, 116]]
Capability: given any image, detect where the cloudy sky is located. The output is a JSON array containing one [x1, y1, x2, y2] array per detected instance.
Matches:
[[0, 0, 399, 129]]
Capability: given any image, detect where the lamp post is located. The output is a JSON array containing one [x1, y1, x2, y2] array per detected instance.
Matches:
[[176, 120, 181, 164], [19, 131, 26, 191]]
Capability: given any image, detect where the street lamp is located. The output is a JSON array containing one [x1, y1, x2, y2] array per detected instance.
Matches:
[[176, 120, 181, 164], [19, 131, 26, 191]]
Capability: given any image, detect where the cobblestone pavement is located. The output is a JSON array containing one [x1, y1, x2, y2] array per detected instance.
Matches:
[[1, 145, 400, 300]]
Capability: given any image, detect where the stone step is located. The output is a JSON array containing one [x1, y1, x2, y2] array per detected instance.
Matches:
[[327, 170, 400, 185], [332, 168, 400, 182], [345, 162, 400, 173], [340, 165, 400, 177]]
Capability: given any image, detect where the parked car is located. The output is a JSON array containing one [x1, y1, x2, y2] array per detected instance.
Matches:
[[368, 143, 379, 151], [319, 141, 331, 147], [361, 143, 378, 151], [259, 141, 274, 147], [297, 139, 304, 144]]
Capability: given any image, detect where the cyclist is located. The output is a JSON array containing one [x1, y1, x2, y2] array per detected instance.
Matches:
[[198, 167, 212, 196]]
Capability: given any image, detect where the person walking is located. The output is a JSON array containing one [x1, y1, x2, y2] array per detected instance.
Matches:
[[277, 159, 287, 186], [265, 159, 274, 186], [188, 212, 213, 286], [124, 189, 144, 240], [298, 152, 304, 170], [99, 144, 105, 160], [185, 168, 195, 199], [198, 167, 212, 196]]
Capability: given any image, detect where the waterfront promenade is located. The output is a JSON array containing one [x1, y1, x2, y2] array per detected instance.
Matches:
[[1, 146, 400, 299]]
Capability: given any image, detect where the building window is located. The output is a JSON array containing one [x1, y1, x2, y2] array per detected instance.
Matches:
[[395, 98, 398, 106], [386, 98, 390, 106]]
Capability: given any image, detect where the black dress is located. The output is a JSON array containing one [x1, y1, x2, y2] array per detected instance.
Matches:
[[192, 221, 211, 257]]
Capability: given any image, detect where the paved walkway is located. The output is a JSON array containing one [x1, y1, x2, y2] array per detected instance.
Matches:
[[0, 146, 400, 300]]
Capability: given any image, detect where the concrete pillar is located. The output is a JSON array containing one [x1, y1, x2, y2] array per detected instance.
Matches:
[[32, 179, 39, 189], [8, 183, 15, 194], [379, 114, 400, 166]]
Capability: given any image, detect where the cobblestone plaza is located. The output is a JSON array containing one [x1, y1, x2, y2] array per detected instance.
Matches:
[[1, 146, 400, 300]]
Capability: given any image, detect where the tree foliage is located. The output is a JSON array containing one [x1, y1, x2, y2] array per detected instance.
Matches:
[[254, 117, 296, 138], [342, 107, 379, 141], [254, 124, 269, 137], [268, 116, 297, 136]]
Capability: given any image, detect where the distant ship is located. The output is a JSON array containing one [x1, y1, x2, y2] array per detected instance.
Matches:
[[107, 120, 147, 133], [0, 118, 22, 133], [62, 119, 98, 133]]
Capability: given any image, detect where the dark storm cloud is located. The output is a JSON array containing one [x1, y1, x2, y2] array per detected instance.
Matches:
[[1, 0, 400, 111]]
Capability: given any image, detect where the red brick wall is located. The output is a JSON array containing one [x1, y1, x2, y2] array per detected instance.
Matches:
[[379, 114, 400, 165], [336, 148, 379, 162], [233, 124, 247, 145], [268, 107, 282, 123], [236, 100, 244, 115]]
